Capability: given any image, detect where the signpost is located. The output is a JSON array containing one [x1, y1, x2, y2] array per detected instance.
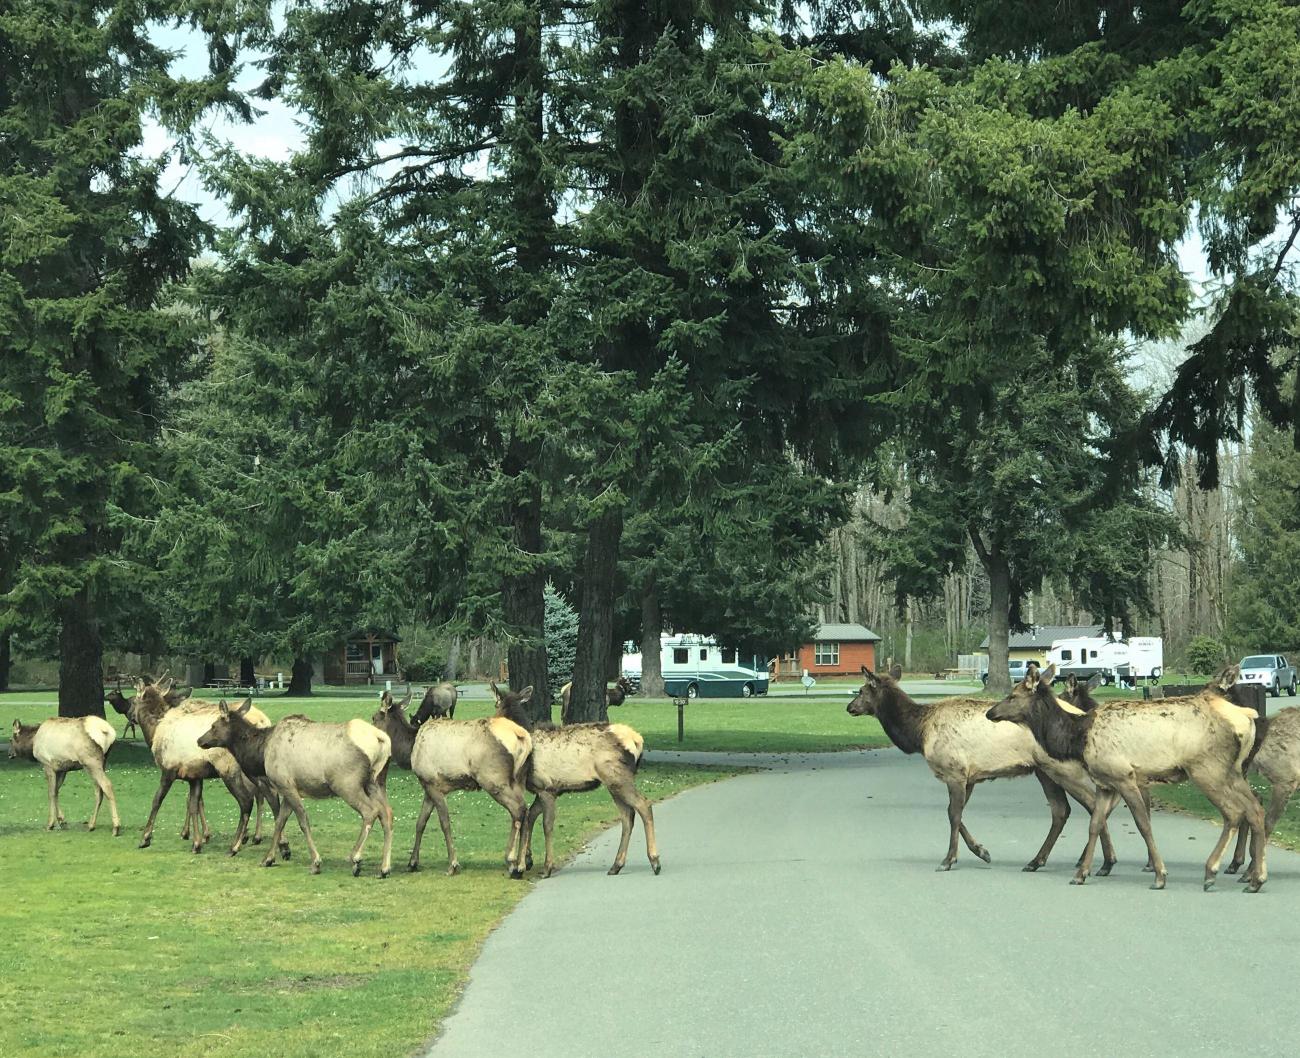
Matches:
[[801, 669, 816, 695], [673, 696, 688, 742]]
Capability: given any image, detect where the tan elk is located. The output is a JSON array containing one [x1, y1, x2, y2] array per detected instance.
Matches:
[[987, 664, 1267, 892], [559, 676, 634, 725], [493, 682, 660, 877], [131, 677, 279, 856], [198, 699, 394, 877], [410, 682, 458, 725], [848, 664, 1119, 874], [1226, 705, 1300, 877], [8, 716, 121, 835], [371, 690, 533, 877]]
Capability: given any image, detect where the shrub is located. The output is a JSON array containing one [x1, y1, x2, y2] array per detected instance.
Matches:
[[544, 582, 579, 692], [1184, 635, 1227, 676], [404, 646, 449, 684]]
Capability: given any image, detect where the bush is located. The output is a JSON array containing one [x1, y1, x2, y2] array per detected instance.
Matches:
[[1184, 635, 1227, 676], [404, 646, 448, 684], [544, 582, 579, 692]]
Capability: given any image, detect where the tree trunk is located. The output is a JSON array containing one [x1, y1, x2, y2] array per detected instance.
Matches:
[[239, 656, 256, 687], [903, 596, 913, 672], [639, 582, 666, 698], [975, 531, 1013, 696], [58, 586, 104, 717], [286, 656, 313, 696], [501, 460, 550, 725], [0, 630, 11, 692], [443, 636, 461, 682], [568, 508, 623, 723]]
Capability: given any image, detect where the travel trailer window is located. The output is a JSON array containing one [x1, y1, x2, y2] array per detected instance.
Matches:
[[815, 643, 840, 666], [699, 648, 708, 661], [673, 648, 688, 665], [721, 647, 736, 664], [1060, 649, 1073, 662]]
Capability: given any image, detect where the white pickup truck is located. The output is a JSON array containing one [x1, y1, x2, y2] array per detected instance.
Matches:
[[1239, 655, 1298, 697]]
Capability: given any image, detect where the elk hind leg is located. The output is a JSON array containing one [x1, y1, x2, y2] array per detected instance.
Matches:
[[1024, 772, 1069, 872]]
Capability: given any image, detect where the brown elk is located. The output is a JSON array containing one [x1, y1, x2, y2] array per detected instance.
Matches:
[[371, 691, 533, 877], [493, 682, 660, 877], [105, 688, 138, 740], [131, 678, 279, 856], [8, 716, 121, 835], [198, 699, 394, 877], [409, 682, 458, 725], [987, 664, 1267, 892], [1225, 705, 1300, 877], [848, 664, 1119, 874], [559, 676, 634, 725]]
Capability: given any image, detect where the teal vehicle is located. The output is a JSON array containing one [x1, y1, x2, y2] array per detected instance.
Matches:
[[622, 633, 769, 699]]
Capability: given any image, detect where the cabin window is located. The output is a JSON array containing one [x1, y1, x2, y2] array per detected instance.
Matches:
[[699, 648, 708, 661], [1059, 649, 1073, 662], [346, 642, 365, 662], [721, 647, 736, 664], [815, 643, 840, 666], [673, 648, 688, 665]]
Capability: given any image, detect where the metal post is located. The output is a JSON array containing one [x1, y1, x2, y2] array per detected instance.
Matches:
[[674, 696, 686, 742]]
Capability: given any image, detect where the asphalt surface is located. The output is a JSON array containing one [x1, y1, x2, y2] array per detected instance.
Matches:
[[425, 748, 1300, 1058]]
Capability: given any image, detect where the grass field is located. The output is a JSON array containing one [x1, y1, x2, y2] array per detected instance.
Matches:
[[0, 691, 735, 1058]]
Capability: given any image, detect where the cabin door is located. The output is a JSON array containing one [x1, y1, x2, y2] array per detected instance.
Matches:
[[371, 644, 383, 675]]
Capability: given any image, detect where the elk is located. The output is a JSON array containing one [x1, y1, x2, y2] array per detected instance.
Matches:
[[198, 698, 394, 877], [1225, 706, 1300, 877], [371, 690, 533, 877], [847, 664, 1119, 874], [493, 681, 660, 877], [8, 716, 121, 835], [1061, 673, 1103, 712], [105, 688, 138, 740], [559, 676, 634, 725], [987, 664, 1267, 892], [131, 677, 280, 857], [409, 682, 458, 726]]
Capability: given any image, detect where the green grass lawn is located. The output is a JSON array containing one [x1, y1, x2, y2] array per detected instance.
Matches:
[[0, 691, 734, 1058], [1152, 779, 1300, 855]]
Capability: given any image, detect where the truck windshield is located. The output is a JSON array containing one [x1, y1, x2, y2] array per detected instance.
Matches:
[[1241, 656, 1274, 667]]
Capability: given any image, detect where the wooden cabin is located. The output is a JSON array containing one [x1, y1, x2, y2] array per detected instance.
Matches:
[[322, 629, 403, 686]]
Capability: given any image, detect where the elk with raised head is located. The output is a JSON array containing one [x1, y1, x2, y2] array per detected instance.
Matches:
[[131, 677, 279, 856], [847, 664, 1119, 874], [372, 690, 533, 877], [987, 664, 1267, 892], [106, 687, 139, 740], [198, 698, 394, 877], [1225, 705, 1300, 877], [409, 682, 458, 726], [8, 716, 122, 835], [559, 676, 634, 725], [493, 681, 660, 877]]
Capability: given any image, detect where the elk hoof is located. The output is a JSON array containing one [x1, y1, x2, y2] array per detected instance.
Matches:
[[1096, 863, 1114, 877], [541, 866, 555, 879], [975, 848, 991, 863], [85, 823, 95, 832], [1237, 873, 1250, 883], [407, 861, 420, 873], [524, 854, 534, 870], [57, 820, 68, 830], [1224, 862, 1241, 875], [1021, 862, 1043, 872], [651, 859, 662, 875], [379, 868, 390, 879], [228, 847, 239, 857], [112, 826, 121, 837], [251, 835, 263, 846], [138, 836, 152, 849], [1069, 875, 1087, 886], [509, 867, 525, 880], [1245, 880, 1264, 894], [310, 862, 322, 875], [46, 823, 56, 831], [280, 844, 291, 861], [446, 863, 461, 877], [1141, 863, 1155, 872], [351, 861, 362, 878], [608, 863, 624, 876], [935, 862, 955, 872], [1149, 877, 1166, 890]]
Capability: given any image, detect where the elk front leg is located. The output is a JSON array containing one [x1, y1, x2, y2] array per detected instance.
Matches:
[[139, 771, 177, 848], [1024, 771, 1069, 872], [44, 767, 63, 830], [938, 781, 968, 871]]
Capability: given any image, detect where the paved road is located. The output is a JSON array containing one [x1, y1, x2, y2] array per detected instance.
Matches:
[[426, 750, 1300, 1058]]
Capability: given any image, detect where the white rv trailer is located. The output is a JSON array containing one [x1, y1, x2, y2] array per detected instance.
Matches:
[[1047, 635, 1163, 686], [621, 633, 769, 699]]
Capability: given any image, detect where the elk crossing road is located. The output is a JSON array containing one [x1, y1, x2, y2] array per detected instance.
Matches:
[[426, 749, 1300, 1058]]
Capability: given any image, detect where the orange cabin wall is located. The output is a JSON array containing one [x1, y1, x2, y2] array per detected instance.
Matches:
[[796, 641, 876, 677]]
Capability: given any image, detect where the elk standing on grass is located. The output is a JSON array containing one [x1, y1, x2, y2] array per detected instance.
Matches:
[[847, 664, 1119, 873], [106, 688, 139, 740], [559, 676, 634, 725], [987, 664, 1267, 892], [198, 699, 394, 877], [131, 677, 280, 856], [409, 682, 458, 725], [371, 690, 533, 877], [1226, 705, 1300, 877], [493, 682, 660, 877], [8, 716, 122, 835]]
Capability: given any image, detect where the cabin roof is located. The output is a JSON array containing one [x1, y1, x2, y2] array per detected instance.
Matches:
[[344, 628, 402, 643], [978, 624, 1104, 650], [811, 622, 881, 642]]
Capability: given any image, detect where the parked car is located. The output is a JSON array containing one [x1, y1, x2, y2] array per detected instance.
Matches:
[[981, 658, 1037, 686], [1239, 655, 1297, 697]]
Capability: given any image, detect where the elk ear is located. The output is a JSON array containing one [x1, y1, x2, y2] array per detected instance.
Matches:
[[1039, 663, 1057, 685], [489, 681, 502, 700], [1067, 673, 1078, 691], [134, 677, 145, 694], [380, 690, 392, 707], [888, 664, 903, 681], [1086, 672, 1103, 690], [236, 698, 252, 716], [1212, 664, 1241, 691], [11, 719, 20, 736], [399, 691, 412, 708], [158, 677, 174, 695], [860, 666, 880, 686], [218, 700, 230, 717], [517, 685, 534, 704]]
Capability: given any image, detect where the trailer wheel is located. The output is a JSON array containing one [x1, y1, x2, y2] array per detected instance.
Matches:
[[1101, 674, 1113, 687], [1289, 678, 1296, 697], [741, 682, 754, 698], [687, 683, 699, 700]]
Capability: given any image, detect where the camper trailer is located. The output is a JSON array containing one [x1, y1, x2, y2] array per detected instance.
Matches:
[[621, 633, 769, 698], [1047, 635, 1163, 687]]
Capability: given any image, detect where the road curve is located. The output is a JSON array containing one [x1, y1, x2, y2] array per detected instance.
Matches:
[[425, 749, 1300, 1058]]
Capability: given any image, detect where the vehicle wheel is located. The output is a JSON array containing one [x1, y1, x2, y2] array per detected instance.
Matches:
[[1289, 678, 1297, 697], [1101, 674, 1113, 687], [1150, 668, 1161, 685], [741, 682, 753, 698], [687, 683, 699, 700], [1273, 679, 1281, 698], [981, 672, 989, 686]]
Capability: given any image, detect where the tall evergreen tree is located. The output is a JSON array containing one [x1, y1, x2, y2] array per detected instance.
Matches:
[[0, 0, 253, 714]]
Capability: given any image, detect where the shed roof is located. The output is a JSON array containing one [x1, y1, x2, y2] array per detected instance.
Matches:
[[811, 622, 881, 643], [345, 628, 402, 643], [978, 624, 1104, 650]]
